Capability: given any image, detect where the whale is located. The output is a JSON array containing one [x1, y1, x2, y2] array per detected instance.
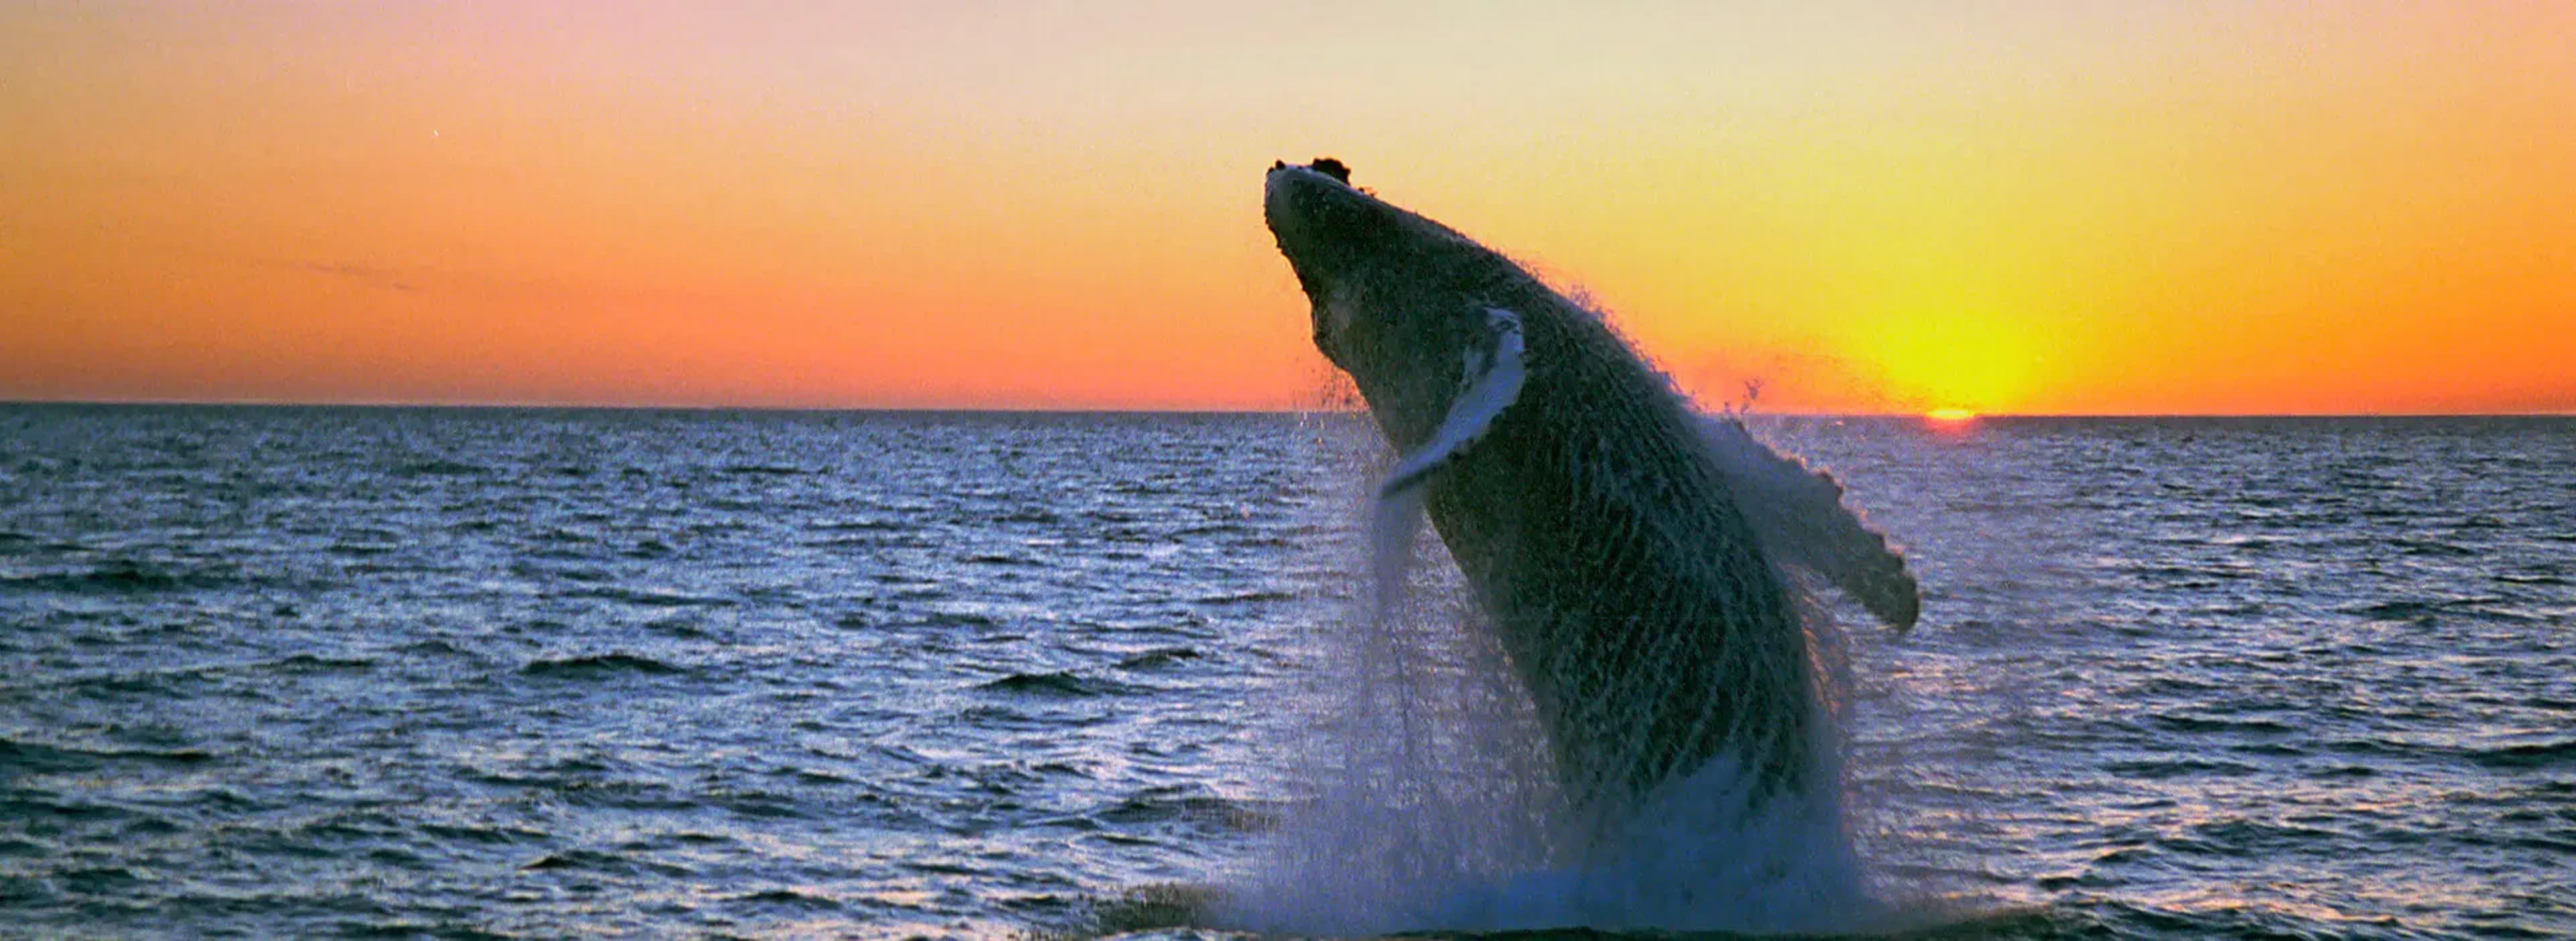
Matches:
[[1263, 158, 1915, 828]]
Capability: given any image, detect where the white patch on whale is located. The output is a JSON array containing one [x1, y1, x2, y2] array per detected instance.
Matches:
[[1379, 307, 1526, 501]]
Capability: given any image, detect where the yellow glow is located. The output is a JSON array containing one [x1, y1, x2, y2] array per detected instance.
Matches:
[[1925, 408, 1980, 422], [2, 4, 2573, 413]]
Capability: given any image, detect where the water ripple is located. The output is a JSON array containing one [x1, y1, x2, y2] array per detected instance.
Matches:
[[1, 407, 2570, 938]]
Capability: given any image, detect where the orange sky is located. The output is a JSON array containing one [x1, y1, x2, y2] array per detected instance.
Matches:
[[5, 3, 2572, 413]]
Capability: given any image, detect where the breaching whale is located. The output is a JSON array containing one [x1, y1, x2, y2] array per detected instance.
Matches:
[[1263, 158, 1916, 826]]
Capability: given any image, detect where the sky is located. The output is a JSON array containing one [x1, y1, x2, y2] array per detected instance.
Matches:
[[5, 1, 2573, 414]]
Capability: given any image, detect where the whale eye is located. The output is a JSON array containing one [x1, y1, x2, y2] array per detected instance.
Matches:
[[1310, 158, 1351, 184]]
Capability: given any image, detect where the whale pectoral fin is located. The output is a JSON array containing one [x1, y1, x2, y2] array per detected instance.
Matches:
[[1699, 415, 1924, 630], [1379, 307, 1527, 499]]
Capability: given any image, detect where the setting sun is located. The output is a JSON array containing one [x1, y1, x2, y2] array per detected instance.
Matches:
[[1925, 408, 1980, 422]]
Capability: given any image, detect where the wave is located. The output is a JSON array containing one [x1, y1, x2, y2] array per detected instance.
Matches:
[[918, 609, 1005, 630], [1190, 589, 1297, 606], [272, 653, 376, 673], [521, 654, 686, 678], [0, 738, 214, 775], [2101, 757, 2260, 779], [2147, 713, 2296, 735], [723, 888, 842, 911], [3, 558, 227, 594], [391, 458, 489, 477], [2496, 571, 2569, 586], [1116, 647, 1201, 670], [2343, 596, 2522, 623], [974, 671, 1139, 697], [2467, 739, 2576, 770], [812, 517, 908, 532], [520, 849, 692, 877], [564, 587, 735, 608], [2392, 538, 2481, 558], [1094, 787, 1267, 830]]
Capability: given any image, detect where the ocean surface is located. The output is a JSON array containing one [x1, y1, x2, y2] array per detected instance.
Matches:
[[2, 404, 2571, 938]]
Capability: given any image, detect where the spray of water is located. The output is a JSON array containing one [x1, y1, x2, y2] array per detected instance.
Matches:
[[1220, 414, 1908, 936]]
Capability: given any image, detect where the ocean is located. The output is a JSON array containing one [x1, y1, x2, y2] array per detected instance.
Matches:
[[1, 404, 2569, 938]]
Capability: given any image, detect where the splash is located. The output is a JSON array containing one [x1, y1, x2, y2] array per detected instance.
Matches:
[[1220, 417, 1901, 937]]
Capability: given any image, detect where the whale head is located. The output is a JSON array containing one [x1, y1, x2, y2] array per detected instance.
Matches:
[[1265, 158, 1536, 448]]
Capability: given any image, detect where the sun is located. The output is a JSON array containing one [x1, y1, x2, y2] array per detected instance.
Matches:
[[1925, 407, 1980, 422]]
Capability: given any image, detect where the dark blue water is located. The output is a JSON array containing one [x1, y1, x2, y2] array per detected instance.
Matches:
[[2, 405, 2571, 938]]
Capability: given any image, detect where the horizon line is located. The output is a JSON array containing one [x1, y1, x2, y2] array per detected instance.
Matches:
[[4, 397, 2572, 420]]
